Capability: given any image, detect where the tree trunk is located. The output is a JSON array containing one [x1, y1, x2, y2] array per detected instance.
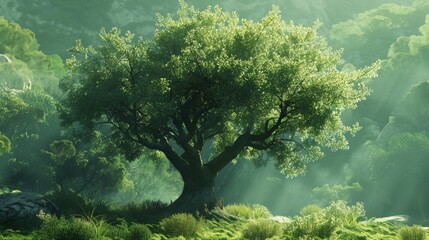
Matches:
[[167, 165, 218, 214]]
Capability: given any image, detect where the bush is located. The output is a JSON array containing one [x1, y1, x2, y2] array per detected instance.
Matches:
[[398, 225, 427, 240], [224, 204, 254, 219], [242, 219, 283, 240], [34, 217, 95, 240], [224, 204, 272, 219], [300, 204, 322, 217], [285, 201, 364, 239], [128, 223, 152, 240], [160, 213, 202, 238], [114, 200, 168, 222], [325, 200, 365, 226], [251, 204, 273, 219], [105, 218, 130, 239], [285, 213, 337, 239]]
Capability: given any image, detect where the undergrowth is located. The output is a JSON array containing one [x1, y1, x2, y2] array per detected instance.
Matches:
[[397, 225, 427, 240], [0, 201, 428, 240]]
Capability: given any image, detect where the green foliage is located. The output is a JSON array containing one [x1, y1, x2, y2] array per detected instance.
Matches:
[[396, 81, 429, 131], [196, 219, 244, 240], [300, 204, 323, 217], [325, 201, 365, 226], [362, 131, 429, 216], [0, 202, 420, 240], [113, 200, 168, 222], [160, 213, 202, 238], [60, 1, 377, 186], [0, 17, 65, 96], [0, 89, 61, 192], [241, 219, 283, 240], [286, 213, 337, 239], [0, 133, 11, 156], [35, 214, 152, 240], [312, 182, 362, 206], [330, 3, 420, 66], [110, 155, 182, 204], [42, 134, 127, 198], [0, 91, 48, 141], [224, 204, 272, 219], [34, 217, 95, 240], [128, 223, 152, 240], [76, 210, 110, 239], [104, 218, 131, 240], [285, 201, 365, 239], [224, 204, 253, 219], [332, 219, 398, 240], [0, 229, 33, 240], [397, 225, 427, 240]]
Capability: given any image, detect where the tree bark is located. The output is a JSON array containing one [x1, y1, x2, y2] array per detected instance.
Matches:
[[167, 165, 218, 214]]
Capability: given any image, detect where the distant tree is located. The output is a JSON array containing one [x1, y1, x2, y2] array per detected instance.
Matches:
[[330, 2, 427, 67], [0, 17, 65, 96], [394, 81, 429, 132], [362, 132, 429, 218], [43, 136, 126, 196], [111, 154, 182, 203], [0, 133, 11, 157], [330, 2, 429, 125], [59, 2, 378, 212], [0, 90, 59, 191]]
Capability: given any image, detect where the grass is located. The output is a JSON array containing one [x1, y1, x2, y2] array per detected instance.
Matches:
[[241, 219, 282, 240], [160, 213, 202, 238], [0, 201, 428, 240], [398, 225, 427, 240]]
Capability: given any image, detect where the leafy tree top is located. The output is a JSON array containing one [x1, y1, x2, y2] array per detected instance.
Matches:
[[0, 17, 65, 95], [60, 1, 379, 178]]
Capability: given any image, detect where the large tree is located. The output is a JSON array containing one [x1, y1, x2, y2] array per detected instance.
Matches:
[[59, 2, 379, 212]]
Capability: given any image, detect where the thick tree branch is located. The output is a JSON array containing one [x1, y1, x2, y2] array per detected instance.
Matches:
[[172, 115, 202, 169], [207, 100, 292, 174], [207, 132, 251, 174], [159, 142, 190, 176]]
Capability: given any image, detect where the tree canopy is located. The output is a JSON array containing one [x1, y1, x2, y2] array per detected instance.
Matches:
[[60, 1, 378, 210]]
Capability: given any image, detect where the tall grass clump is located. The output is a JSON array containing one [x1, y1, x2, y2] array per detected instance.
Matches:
[[128, 223, 152, 240], [224, 204, 272, 219], [284, 201, 365, 239], [160, 213, 202, 238], [300, 204, 322, 216], [104, 219, 152, 240], [241, 219, 283, 240], [34, 217, 94, 240], [398, 225, 427, 240], [224, 204, 253, 219]]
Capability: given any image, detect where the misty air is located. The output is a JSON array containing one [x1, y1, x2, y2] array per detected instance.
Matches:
[[0, 0, 428, 239]]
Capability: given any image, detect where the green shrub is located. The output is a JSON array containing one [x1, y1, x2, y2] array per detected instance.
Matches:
[[128, 223, 152, 240], [114, 200, 168, 222], [34, 217, 95, 240], [251, 204, 273, 219], [285, 201, 366, 239], [242, 219, 283, 240], [398, 225, 427, 240], [325, 200, 365, 225], [105, 218, 130, 239], [224, 204, 272, 219], [300, 204, 322, 217], [224, 204, 254, 219], [160, 213, 202, 238], [285, 213, 337, 239]]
